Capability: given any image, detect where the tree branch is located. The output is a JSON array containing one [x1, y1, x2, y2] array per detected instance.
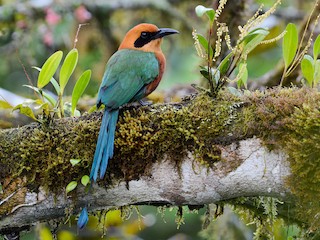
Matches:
[[1, 88, 320, 232], [0, 138, 290, 232]]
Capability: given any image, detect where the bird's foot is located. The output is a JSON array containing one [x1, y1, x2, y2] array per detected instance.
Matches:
[[139, 99, 152, 106]]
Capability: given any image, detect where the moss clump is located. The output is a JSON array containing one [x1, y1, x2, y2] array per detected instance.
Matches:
[[247, 87, 320, 231], [0, 114, 99, 198], [279, 105, 320, 230], [1, 91, 256, 215], [0, 91, 254, 202], [111, 92, 255, 182]]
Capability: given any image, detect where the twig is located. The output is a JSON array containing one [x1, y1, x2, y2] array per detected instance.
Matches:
[[73, 23, 89, 49], [17, 51, 37, 99], [10, 202, 39, 214], [0, 189, 20, 206]]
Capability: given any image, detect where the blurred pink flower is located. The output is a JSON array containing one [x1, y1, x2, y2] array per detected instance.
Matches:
[[74, 5, 92, 23], [43, 30, 53, 46], [45, 8, 61, 25], [16, 20, 27, 29]]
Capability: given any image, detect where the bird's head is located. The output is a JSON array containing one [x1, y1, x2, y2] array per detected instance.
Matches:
[[118, 23, 179, 52]]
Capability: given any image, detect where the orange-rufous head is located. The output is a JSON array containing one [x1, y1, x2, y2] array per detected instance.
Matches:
[[118, 23, 179, 52]]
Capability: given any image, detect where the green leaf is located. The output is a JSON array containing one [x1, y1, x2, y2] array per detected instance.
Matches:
[[66, 181, 78, 194], [38, 51, 63, 89], [313, 34, 320, 60], [63, 102, 72, 117], [283, 23, 298, 68], [12, 104, 38, 121], [301, 55, 314, 86], [196, 34, 213, 59], [228, 87, 242, 97], [237, 62, 248, 88], [50, 78, 61, 95], [41, 92, 56, 107], [314, 59, 320, 85], [213, 69, 220, 85], [32, 66, 41, 72], [74, 109, 81, 117], [199, 66, 210, 81], [38, 226, 53, 240], [70, 159, 81, 166], [81, 175, 90, 186], [71, 70, 91, 116], [34, 102, 50, 116], [59, 49, 78, 93], [33, 66, 61, 95], [239, 28, 268, 44], [242, 28, 269, 54], [0, 100, 12, 109], [88, 105, 97, 114], [195, 5, 215, 23], [23, 85, 56, 106], [218, 52, 232, 75]]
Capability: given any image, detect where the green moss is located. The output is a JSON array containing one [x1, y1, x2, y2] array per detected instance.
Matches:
[[248, 87, 320, 231], [0, 115, 98, 196], [1, 87, 320, 231], [277, 105, 320, 230], [111, 92, 254, 182], [1, 90, 253, 201]]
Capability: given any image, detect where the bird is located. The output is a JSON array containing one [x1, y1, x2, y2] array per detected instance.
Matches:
[[89, 23, 179, 182]]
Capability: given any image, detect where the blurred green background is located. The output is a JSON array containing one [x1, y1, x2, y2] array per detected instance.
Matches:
[[0, 0, 316, 239]]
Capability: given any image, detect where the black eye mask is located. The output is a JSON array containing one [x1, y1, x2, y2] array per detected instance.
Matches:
[[134, 31, 158, 48]]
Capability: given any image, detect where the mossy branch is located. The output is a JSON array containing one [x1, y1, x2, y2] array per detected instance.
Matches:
[[1, 88, 320, 233]]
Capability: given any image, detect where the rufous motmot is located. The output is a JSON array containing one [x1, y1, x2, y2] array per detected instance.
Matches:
[[78, 23, 178, 229], [89, 23, 179, 181]]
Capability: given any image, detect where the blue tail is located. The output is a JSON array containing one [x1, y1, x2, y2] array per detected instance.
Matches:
[[90, 109, 119, 181]]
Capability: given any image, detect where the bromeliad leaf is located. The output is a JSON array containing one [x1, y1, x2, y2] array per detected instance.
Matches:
[[283, 23, 298, 68], [38, 51, 63, 89], [60, 49, 78, 94], [301, 55, 314, 86], [71, 70, 91, 116], [66, 181, 78, 194]]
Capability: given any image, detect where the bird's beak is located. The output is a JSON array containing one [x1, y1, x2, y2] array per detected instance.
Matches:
[[154, 28, 179, 39]]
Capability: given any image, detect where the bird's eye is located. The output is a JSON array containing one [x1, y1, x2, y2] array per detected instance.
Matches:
[[141, 32, 148, 39]]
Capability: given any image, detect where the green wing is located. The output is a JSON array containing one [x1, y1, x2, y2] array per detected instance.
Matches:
[[97, 49, 159, 109]]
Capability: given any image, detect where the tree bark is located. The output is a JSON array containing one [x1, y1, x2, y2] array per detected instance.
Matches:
[[0, 138, 290, 232]]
